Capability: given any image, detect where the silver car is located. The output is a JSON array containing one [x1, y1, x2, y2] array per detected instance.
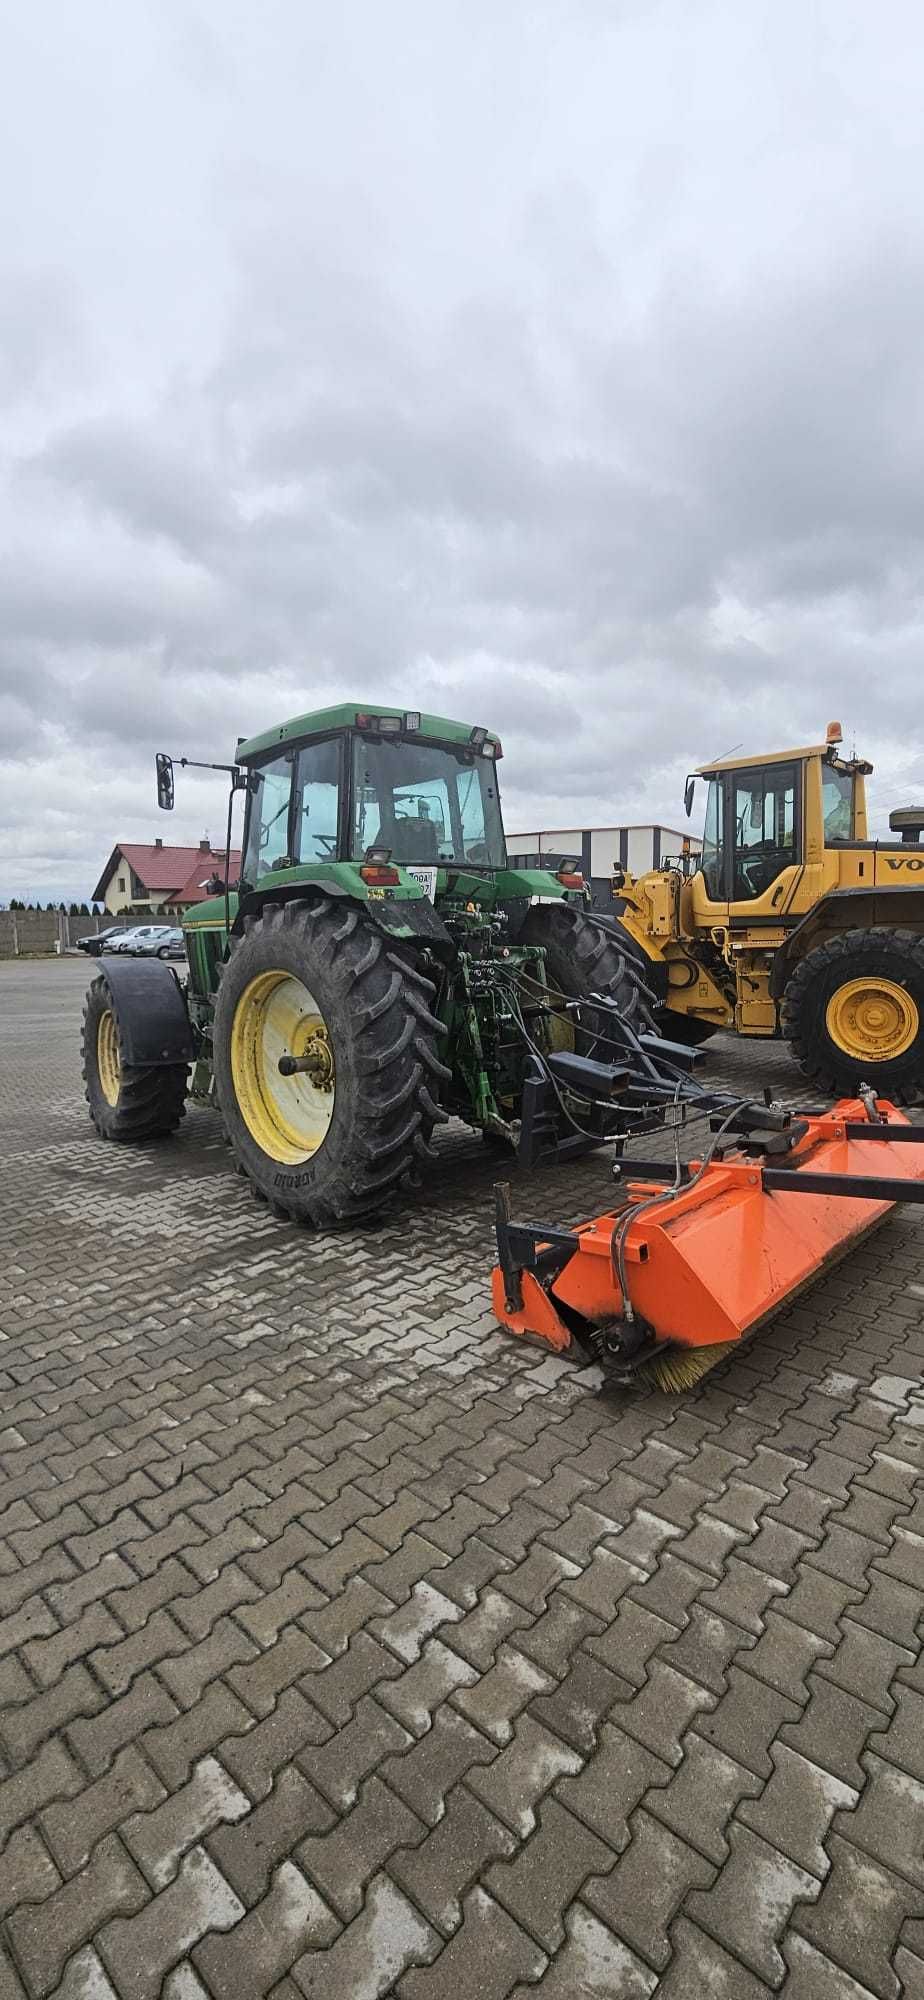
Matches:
[[105, 925, 167, 955], [131, 927, 186, 960]]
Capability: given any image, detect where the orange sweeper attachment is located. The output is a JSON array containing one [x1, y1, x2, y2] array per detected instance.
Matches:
[[492, 1090, 924, 1391]]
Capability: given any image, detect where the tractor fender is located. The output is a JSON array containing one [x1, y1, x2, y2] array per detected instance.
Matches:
[[769, 886, 924, 998], [94, 957, 195, 1066], [235, 882, 455, 954]]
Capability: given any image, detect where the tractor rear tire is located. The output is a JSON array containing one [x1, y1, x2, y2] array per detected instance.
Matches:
[[519, 902, 657, 1049], [781, 928, 924, 1101], [81, 975, 188, 1141], [212, 897, 451, 1226]]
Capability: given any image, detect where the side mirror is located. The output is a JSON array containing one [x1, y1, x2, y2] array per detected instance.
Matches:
[[156, 753, 175, 811], [683, 775, 696, 819]]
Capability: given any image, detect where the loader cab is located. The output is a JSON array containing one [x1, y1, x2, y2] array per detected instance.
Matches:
[[689, 726, 866, 924], [697, 757, 801, 910]]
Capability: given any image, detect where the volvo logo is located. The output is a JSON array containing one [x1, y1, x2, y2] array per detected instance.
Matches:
[[885, 857, 924, 873]]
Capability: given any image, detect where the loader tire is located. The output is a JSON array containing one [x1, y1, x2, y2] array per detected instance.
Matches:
[[782, 928, 924, 1102], [82, 975, 188, 1141], [212, 897, 451, 1226], [519, 902, 657, 1051]]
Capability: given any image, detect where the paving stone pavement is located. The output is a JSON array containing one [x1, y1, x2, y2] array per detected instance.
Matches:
[[0, 956, 923, 1997]]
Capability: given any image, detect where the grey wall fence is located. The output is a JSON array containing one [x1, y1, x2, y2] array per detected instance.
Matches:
[[0, 912, 119, 958]]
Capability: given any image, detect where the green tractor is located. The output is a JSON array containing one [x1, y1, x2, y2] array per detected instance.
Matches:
[[82, 703, 655, 1225]]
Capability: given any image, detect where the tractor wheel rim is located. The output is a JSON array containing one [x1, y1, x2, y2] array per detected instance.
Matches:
[[230, 968, 336, 1165], [825, 977, 919, 1061], [97, 1007, 121, 1106]]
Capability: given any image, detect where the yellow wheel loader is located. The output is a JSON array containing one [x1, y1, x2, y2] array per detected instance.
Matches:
[[613, 723, 924, 1101]]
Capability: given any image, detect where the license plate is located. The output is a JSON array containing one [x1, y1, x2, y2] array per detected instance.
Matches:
[[406, 865, 438, 902]]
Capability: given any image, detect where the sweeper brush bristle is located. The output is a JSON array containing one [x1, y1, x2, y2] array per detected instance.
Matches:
[[642, 1340, 738, 1393]]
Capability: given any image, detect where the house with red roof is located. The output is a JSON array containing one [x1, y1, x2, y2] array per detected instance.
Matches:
[[91, 839, 242, 915]]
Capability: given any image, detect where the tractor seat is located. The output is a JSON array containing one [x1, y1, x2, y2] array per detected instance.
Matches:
[[392, 817, 440, 862]]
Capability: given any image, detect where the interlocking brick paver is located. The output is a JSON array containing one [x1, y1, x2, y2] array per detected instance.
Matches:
[[635, 1913, 771, 1998], [0, 1737, 82, 1846], [217, 1686, 330, 1803], [142, 1684, 255, 1790], [782, 1933, 881, 1998], [449, 1589, 533, 1671], [610, 1658, 717, 1763], [8, 1832, 148, 1995], [297, 1773, 424, 1918], [40, 1745, 167, 1876], [646, 1729, 762, 1863], [794, 1831, 921, 1997], [293, 1870, 438, 1997], [301, 1694, 411, 1812], [0, 1823, 60, 1920], [207, 1763, 335, 1902], [122, 1755, 250, 1889], [527, 1648, 626, 1752], [485, 1795, 612, 1951], [385, 1708, 497, 1827], [380, 1638, 479, 1735], [387, 1785, 516, 1932], [584, 1595, 677, 1684], [301, 1576, 393, 1659], [868, 1685, 924, 1783], [739, 1741, 857, 1876], [192, 1860, 338, 1997], [583, 1806, 715, 1969], [0, 1664, 106, 1767], [98, 1845, 244, 2000], [3, 966, 924, 2000], [697, 1663, 801, 1777], [781, 1676, 890, 1788], [836, 1752, 924, 1887], [687, 1821, 820, 1983], [557, 1721, 669, 1849], [396, 1887, 544, 1999]]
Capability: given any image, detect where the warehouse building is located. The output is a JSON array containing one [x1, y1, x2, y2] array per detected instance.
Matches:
[[506, 823, 702, 906]]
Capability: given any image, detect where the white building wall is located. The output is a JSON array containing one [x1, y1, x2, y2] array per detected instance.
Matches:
[[589, 828, 622, 876], [507, 825, 702, 876]]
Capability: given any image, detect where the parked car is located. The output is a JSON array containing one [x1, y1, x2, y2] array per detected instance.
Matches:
[[76, 925, 127, 956], [132, 927, 186, 960], [104, 926, 162, 954]]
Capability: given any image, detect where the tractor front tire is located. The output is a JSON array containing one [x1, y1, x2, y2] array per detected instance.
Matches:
[[81, 975, 188, 1141], [782, 928, 924, 1101], [212, 897, 450, 1226], [519, 902, 657, 1047]]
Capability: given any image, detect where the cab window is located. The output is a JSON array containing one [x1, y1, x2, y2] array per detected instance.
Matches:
[[822, 765, 853, 842], [293, 739, 341, 861], [733, 763, 797, 900], [243, 754, 293, 880], [700, 779, 724, 900]]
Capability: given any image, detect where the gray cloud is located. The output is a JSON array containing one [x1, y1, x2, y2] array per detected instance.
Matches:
[[1, 0, 924, 900]]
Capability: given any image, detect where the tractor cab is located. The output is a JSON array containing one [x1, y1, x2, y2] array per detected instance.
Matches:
[[235, 705, 508, 888]]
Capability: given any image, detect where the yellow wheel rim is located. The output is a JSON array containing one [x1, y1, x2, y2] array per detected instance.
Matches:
[[97, 1007, 121, 1106], [230, 968, 335, 1165], [826, 976, 919, 1062]]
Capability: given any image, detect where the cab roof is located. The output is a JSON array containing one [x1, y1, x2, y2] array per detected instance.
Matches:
[[692, 740, 872, 776], [696, 741, 849, 778], [236, 703, 501, 763]]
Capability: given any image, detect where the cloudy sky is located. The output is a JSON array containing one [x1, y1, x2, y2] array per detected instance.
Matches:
[[2, 0, 923, 899]]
